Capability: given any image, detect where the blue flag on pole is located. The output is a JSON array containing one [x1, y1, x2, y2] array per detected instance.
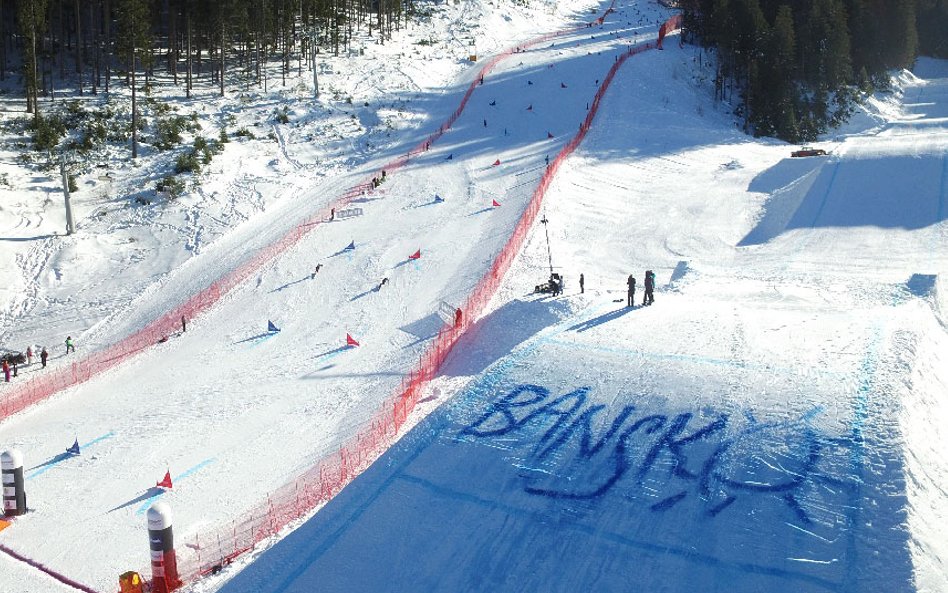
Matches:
[[344, 241, 355, 251], [66, 438, 80, 456], [446, 154, 453, 161], [434, 194, 444, 203], [268, 320, 280, 333]]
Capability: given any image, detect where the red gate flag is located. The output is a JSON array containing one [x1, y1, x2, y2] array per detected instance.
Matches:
[[492, 159, 501, 166], [492, 199, 501, 207], [409, 249, 421, 260], [156, 470, 173, 489], [346, 333, 360, 347]]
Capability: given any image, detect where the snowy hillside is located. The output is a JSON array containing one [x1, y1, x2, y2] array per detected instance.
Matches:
[[207, 26, 948, 593], [2, 0, 947, 592]]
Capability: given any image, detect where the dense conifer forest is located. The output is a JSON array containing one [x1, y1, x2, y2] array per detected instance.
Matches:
[[1, 1, 945, 148], [680, 0, 948, 141], [2, 0, 420, 159]]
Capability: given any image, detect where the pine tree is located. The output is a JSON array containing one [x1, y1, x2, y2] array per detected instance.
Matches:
[[17, 0, 48, 120], [116, 0, 151, 158]]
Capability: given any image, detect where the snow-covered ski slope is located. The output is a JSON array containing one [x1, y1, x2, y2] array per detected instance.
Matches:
[[210, 36, 948, 593], [2, 0, 947, 591], [0, 0, 678, 591]]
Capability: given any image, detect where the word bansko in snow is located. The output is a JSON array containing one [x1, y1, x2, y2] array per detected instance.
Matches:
[[459, 383, 855, 523]]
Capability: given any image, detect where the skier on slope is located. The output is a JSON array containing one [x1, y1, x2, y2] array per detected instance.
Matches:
[[41, 347, 49, 368], [627, 274, 636, 307], [580, 273, 585, 294], [65, 336, 76, 354], [643, 270, 655, 306], [26, 346, 33, 365], [2, 360, 9, 382]]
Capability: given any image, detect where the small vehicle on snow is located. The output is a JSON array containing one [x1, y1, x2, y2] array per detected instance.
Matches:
[[791, 146, 828, 157], [534, 273, 564, 295], [0, 350, 26, 365]]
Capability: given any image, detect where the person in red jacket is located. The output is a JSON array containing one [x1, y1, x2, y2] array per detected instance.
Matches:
[[454, 308, 463, 329], [2, 360, 10, 382]]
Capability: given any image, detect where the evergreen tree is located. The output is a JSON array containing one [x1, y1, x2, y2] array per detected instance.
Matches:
[[917, 0, 948, 57], [17, 0, 48, 120]]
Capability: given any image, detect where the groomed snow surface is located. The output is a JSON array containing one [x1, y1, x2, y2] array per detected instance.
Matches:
[[3, 1, 948, 592]]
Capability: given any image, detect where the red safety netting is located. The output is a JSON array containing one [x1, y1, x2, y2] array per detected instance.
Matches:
[[161, 12, 682, 591], [0, 7, 684, 592]]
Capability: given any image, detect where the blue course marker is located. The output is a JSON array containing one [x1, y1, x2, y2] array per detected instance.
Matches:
[[135, 458, 216, 515], [27, 432, 116, 480]]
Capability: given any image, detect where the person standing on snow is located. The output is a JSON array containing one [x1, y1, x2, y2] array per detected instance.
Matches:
[[2, 360, 10, 382], [643, 270, 655, 306], [41, 347, 49, 368], [454, 308, 463, 329], [627, 274, 636, 307], [580, 273, 585, 294], [65, 336, 75, 354], [26, 346, 33, 365]]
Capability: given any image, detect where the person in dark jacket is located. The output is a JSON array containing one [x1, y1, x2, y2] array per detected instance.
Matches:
[[643, 270, 655, 306], [579, 273, 585, 294], [41, 347, 49, 368], [627, 275, 636, 307]]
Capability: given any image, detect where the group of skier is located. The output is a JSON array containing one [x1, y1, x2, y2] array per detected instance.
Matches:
[[627, 270, 655, 307], [2, 344, 53, 382]]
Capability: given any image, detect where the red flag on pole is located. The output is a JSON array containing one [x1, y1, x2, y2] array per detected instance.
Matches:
[[492, 199, 501, 207], [156, 470, 173, 489], [492, 159, 501, 166], [409, 249, 421, 260], [346, 333, 360, 347]]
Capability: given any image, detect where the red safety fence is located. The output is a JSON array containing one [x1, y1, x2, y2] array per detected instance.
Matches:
[[163, 12, 682, 591]]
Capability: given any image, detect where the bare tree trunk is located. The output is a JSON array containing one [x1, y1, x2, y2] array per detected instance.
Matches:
[[131, 52, 138, 159], [75, 0, 83, 94], [219, 11, 224, 96], [0, 0, 5, 82], [186, 6, 192, 97], [104, 0, 110, 92], [90, 0, 97, 94]]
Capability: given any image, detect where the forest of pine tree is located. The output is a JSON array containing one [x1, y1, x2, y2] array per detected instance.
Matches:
[[1, 0, 420, 149], [680, 0, 948, 141]]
